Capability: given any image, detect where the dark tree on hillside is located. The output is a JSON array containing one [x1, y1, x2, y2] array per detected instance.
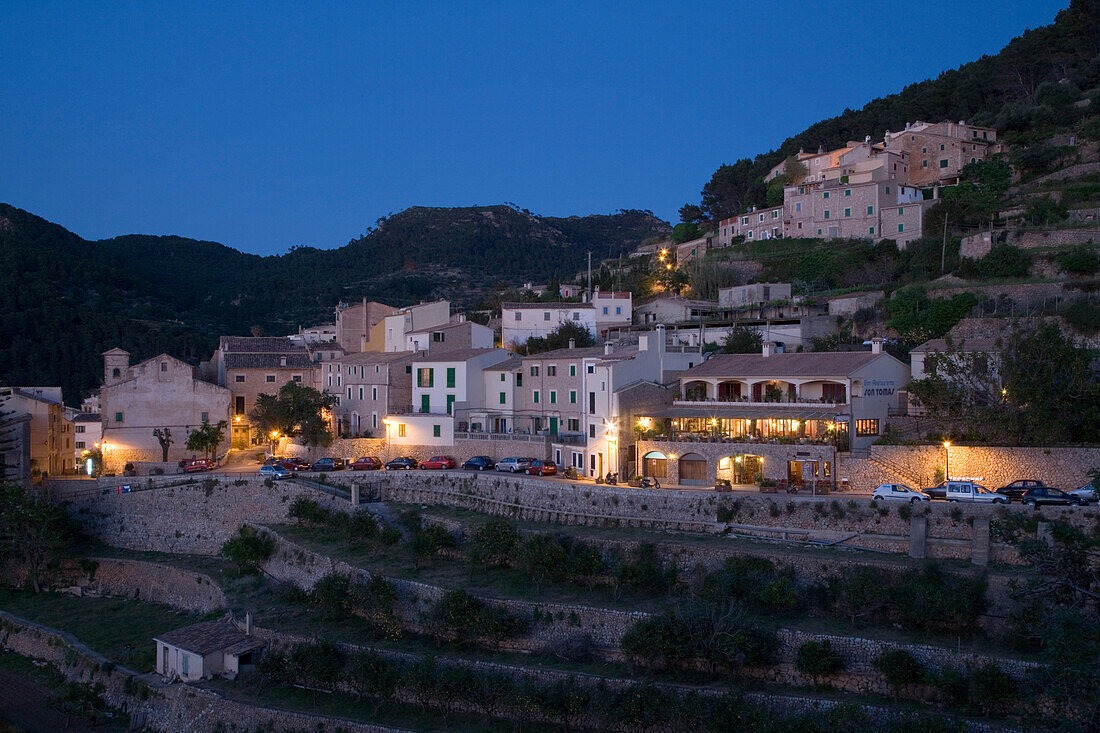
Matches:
[[909, 323, 1100, 444], [524, 321, 597, 355], [722, 325, 764, 354]]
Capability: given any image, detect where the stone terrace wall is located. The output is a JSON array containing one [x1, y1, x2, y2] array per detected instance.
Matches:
[[64, 478, 350, 555], [365, 471, 1093, 559], [87, 558, 226, 613], [869, 445, 1100, 491], [257, 527, 1039, 691], [278, 435, 554, 463]]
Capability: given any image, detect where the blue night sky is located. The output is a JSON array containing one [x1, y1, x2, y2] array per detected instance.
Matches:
[[1, 1, 1067, 255]]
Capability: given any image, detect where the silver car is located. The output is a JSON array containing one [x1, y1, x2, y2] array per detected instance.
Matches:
[[496, 457, 534, 473], [1069, 481, 1098, 504]]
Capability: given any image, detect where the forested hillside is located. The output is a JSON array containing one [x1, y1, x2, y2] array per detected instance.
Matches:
[[681, 0, 1100, 222], [0, 203, 668, 402]]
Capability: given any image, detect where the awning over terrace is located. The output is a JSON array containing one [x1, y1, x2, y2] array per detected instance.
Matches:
[[643, 406, 841, 421]]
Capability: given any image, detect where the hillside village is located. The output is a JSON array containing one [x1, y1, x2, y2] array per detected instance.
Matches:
[[3, 3, 1100, 731]]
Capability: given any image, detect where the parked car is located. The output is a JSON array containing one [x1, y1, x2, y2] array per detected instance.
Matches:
[[526, 459, 557, 476], [311, 457, 346, 471], [462, 456, 496, 471], [259, 464, 291, 480], [871, 483, 930, 503], [944, 481, 1007, 504], [350, 456, 383, 471], [1069, 481, 1098, 504], [420, 455, 457, 470], [1021, 486, 1087, 507], [386, 456, 419, 470], [922, 482, 948, 500], [263, 456, 286, 466], [994, 479, 1049, 503], [497, 457, 534, 473], [278, 458, 312, 472], [179, 458, 215, 473]]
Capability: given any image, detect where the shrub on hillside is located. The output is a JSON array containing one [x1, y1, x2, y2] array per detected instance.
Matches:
[[427, 590, 529, 646], [795, 640, 843, 684], [468, 517, 519, 568], [220, 525, 275, 573]]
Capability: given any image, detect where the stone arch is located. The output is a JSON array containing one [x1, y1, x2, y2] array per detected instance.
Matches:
[[642, 450, 667, 478], [678, 452, 707, 485]]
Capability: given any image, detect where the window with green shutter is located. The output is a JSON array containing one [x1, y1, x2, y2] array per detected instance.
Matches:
[[898, 223, 904, 233], [570, 390, 576, 404], [499, 392, 506, 404], [844, 208, 851, 217], [824, 210, 830, 219], [420, 394, 430, 413], [446, 394, 455, 415], [550, 391, 556, 404], [569, 365, 576, 377], [446, 367, 455, 388], [533, 390, 539, 404], [433, 424, 441, 437], [417, 368, 433, 387], [867, 206, 873, 215]]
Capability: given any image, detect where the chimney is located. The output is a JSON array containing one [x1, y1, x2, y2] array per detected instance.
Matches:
[[568, 338, 576, 349], [360, 334, 367, 352], [245, 612, 253, 635], [604, 342, 614, 356], [762, 342, 774, 357], [871, 337, 884, 355], [279, 356, 287, 367], [864, 135, 870, 143]]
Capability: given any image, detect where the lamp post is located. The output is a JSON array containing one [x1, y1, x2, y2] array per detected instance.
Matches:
[[943, 441, 951, 481]]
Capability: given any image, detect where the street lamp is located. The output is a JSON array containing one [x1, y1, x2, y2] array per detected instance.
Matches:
[[943, 441, 951, 481]]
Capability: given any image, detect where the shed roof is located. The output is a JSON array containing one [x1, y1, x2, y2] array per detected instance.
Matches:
[[155, 620, 261, 656]]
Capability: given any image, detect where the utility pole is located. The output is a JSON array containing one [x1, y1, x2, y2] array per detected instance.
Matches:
[[587, 251, 592, 301], [941, 214, 949, 274]]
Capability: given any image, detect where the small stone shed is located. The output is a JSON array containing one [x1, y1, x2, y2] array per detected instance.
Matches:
[[154, 618, 264, 682]]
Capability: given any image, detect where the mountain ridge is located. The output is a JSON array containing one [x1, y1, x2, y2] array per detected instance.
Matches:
[[0, 202, 669, 402]]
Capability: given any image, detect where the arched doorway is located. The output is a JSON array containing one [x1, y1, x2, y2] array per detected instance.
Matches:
[[678, 452, 707, 485], [718, 454, 763, 485], [642, 451, 667, 478]]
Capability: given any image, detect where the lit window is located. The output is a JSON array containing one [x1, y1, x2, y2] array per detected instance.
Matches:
[[856, 419, 880, 436], [398, 424, 406, 437]]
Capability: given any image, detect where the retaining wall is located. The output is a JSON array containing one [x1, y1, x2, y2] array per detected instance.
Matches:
[[64, 478, 349, 554], [256, 526, 1041, 691]]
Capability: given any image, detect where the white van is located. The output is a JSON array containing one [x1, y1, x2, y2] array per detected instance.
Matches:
[[945, 481, 1007, 504]]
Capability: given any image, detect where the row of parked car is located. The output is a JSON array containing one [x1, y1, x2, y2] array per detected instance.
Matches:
[[871, 478, 1098, 506], [257, 455, 561, 478]]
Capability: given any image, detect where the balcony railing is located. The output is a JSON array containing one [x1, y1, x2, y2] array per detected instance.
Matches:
[[673, 398, 847, 407]]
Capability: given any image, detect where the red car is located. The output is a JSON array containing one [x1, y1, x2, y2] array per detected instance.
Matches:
[[179, 458, 215, 473], [277, 458, 312, 472], [350, 456, 383, 471], [420, 455, 457, 470], [526, 460, 557, 476]]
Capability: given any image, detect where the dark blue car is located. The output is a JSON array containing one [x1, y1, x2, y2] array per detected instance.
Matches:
[[462, 456, 495, 471]]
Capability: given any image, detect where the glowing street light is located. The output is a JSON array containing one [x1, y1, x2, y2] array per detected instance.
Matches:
[[943, 441, 951, 480]]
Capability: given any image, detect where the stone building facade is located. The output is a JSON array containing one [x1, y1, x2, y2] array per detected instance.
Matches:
[[99, 350, 231, 472]]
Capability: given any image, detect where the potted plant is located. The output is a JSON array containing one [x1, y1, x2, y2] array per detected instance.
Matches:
[[628, 475, 643, 487], [123, 462, 136, 477]]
